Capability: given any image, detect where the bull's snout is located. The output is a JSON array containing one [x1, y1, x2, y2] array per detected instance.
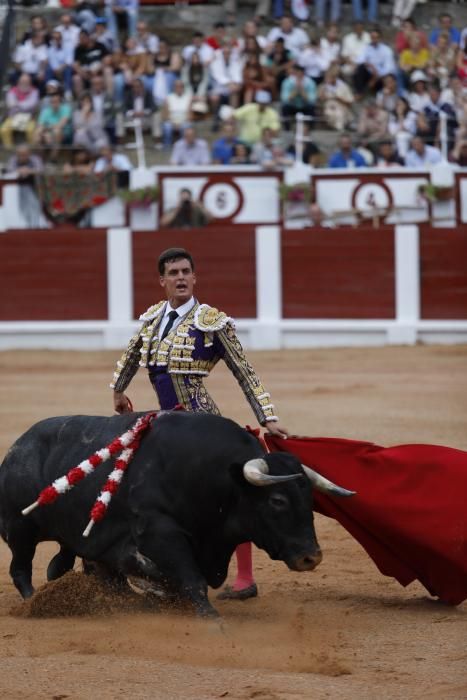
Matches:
[[290, 550, 323, 572]]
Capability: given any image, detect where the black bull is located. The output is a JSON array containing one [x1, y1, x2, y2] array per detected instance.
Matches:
[[0, 412, 354, 617]]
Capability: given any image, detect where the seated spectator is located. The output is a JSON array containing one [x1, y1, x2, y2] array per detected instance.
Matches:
[[399, 33, 430, 90], [427, 32, 457, 89], [354, 26, 396, 97], [12, 32, 48, 90], [75, 0, 101, 35], [112, 36, 148, 103], [94, 144, 133, 172], [242, 52, 273, 104], [55, 14, 80, 56], [320, 23, 341, 71], [72, 30, 109, 97], [160, 187, 212, 228], [182, 32, 214, 67], [234, 89, 280, 145], [341, 21, 370, 79], [237, 20, 268, 53], [423, 82, 457, 150], [408, 70, 430, 112], [280, 64, 316, 130], [181, 52, 209, 115], [135, 20, 159, 55], [352, 0, 378, 23], [376, 73, 399, 114], [63, 147, 94, 176], [391, 2, 421, 30], [73, 92, 108, 152], [21, 15, 51, 47], [375, 139, 404, 167], [252, 131, 292, 169], [34, 92, 73, 154], [149, 39, 183, 107], [405, 135, 443, 166], [105, 0, 139, 42], [328, 133, 367, 167], [299, 38, 327, 85], [212, 121, 240, 164], [266, 15, 309, 60], [0, 74, 39, 148], [5, 144, 44, 227], [265, 38, 293, 96], [89, 74, 116, 143], [229, 141, 252, 165], [209, 42, 244, 127], [318, 65, 354, 131], [161, 79, 193, 148], [170, 125, 211, 165], [357, 100, 389, 148], [206, 22, 227, 51], [429, 13, 461, 47], [394, 18, 427, 54], [388, 96, 417, 157], [93, 18, 117, 54], [47, 29, 73, 97]]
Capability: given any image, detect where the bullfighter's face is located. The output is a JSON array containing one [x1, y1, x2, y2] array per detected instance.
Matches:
[[160, 258, 196, 308]]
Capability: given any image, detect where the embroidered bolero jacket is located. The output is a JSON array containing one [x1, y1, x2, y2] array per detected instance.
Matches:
[[110, 301, 278, 425]]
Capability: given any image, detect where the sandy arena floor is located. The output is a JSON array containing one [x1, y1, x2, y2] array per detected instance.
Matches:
[[0, 346, 466, 700]]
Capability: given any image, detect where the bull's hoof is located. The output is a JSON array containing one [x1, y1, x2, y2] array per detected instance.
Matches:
[[216, 583, 258, 601]]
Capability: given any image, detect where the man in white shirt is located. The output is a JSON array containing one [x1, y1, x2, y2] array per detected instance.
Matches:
[[55, 14, 81, 54], [341, 21, 371, 77], [266, 15, 309, 60], [162, 79, 193, 148], [13, 32, 48, 86], [135, 20, 159, 54], [94, 145, 133, 172], [182, 32, 215, 66], [209, 42, 243, 125], [404, 135, 443, 167], [354, 27, 396, 96]]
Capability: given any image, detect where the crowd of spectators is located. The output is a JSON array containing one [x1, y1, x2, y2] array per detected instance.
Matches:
[[2, 4, 467, 174]]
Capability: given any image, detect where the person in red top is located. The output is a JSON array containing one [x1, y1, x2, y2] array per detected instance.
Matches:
[[205, 22, 227, 50], [394, 18, 427, 55]]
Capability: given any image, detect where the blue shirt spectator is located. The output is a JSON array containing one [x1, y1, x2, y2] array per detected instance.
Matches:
[[429, 13, 461, 46], [328, 135, 366, 167], [212, 122, 240, 164]]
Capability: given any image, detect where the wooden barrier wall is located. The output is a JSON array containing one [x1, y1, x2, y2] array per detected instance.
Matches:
[[1, 225, 467, 322]]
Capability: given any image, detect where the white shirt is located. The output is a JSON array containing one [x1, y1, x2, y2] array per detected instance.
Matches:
[[266, 26, 309, 58], [209, 49, 244, 88], [357, 41, 396, 77], [135, 32, 159, 54], [165, 91, 192, 126], [299, 47, 327, 79], [341, 31, 371, 63], [320, 38, 341, 68], [55, 23, 81, 53], [182, 43, 215, 66], [158, 297, 196, 338], [405, 145, 443, 167], [14, 41, 48, 74], [94, 153, 133, 172], [409, 91, 430, 113]]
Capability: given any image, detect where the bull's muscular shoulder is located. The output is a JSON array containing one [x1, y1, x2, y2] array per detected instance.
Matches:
[[138, 301, 165, 322], [194, 304, 233, 332]]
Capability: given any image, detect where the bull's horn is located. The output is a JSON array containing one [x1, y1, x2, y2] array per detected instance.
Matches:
[[243, 458, 303, 487], [301, 464, 356, 497]]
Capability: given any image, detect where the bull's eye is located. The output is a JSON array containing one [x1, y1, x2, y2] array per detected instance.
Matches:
[[269, 493, 289, 510]]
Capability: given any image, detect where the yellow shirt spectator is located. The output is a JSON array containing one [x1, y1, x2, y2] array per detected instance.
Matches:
[[399, 47, 430, 72], [233, 92, 280, 145]]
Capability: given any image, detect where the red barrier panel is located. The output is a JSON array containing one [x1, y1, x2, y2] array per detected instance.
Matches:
[[420, 226, 467, 320], [132, 227, 257, 319], [0, 229, 108, 320], [281, 227, 396, 319]]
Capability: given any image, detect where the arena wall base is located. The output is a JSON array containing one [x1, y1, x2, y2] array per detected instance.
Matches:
[[1, 320, 467, 352]]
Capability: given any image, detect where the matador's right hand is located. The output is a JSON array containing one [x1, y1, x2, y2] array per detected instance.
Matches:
[[114, 391, 133, 414]]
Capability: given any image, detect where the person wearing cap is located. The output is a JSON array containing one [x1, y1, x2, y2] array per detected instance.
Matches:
[[111, 247, 289, 600], [233, 89, 280, 145], [354, 26, 396, 97], [280, 63, 316, 130], [408, 70, 430, 113]]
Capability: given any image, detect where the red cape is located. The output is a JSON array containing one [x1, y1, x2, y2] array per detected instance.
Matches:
[[265, 435, 467, 606]]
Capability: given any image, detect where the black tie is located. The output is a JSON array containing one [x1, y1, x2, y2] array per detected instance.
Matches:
[[160, 310, 179, 341]]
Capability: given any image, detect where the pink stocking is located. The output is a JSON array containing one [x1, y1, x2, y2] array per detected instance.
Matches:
[[232, 541, 255, 590]]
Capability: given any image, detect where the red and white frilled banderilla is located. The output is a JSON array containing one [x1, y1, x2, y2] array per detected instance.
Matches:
[[22, 412, 159, 537]]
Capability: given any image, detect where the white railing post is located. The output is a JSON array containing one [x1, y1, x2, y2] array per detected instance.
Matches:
[[388, 224, 420, 344], [251, 225, 282, 349], [105, 226, 134, 348]]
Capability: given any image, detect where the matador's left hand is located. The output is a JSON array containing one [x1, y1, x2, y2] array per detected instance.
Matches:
[[265, 422, 289, 439]]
